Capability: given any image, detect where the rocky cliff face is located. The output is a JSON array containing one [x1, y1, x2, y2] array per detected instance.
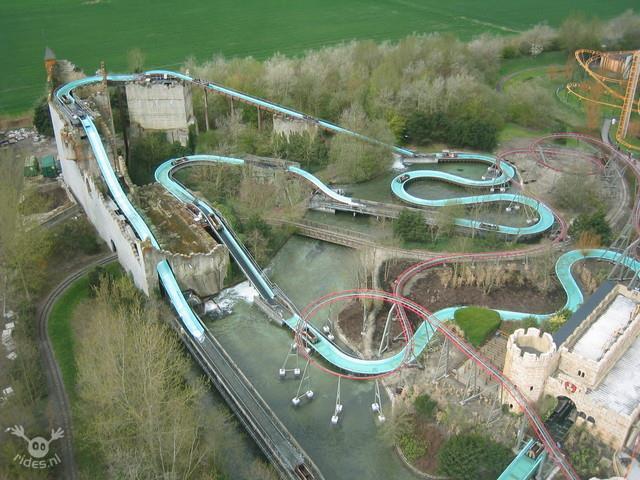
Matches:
[[144, 244, 229, 298]]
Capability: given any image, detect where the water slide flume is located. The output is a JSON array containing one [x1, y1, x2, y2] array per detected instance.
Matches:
[[397, 248, 640, 325], [156, 155, 426, 375], [56, 70, 637, 480], [57, 69, 640, 376], [392, 152, 555, 236]]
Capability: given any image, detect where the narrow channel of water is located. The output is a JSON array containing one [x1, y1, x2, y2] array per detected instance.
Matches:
[[342, 163, 530, 227], [208, 236, 415, 480]]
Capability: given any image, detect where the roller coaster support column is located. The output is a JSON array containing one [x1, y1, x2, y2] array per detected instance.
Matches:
[[485, 384, 503, 425], [460, 362, 479, 405], [291, 358, 314, 407], [371, 380, 385, 423], [203, 88, 210, 131], [331, 377, 343, 425], [257, 107, 262, 130], [279, 342, 301, 379], [377, 305, 396, 356], [607, 223, 640, 287], [515, 416, 528, 450], [432, 337, 451, 383], [535, 453, 551, 480]]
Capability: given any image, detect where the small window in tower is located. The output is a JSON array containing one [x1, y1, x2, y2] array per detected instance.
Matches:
[[530, 386, 534, 391]]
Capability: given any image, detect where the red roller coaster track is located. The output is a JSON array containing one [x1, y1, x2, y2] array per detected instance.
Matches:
[[299, 290, 581, 480], [297, 133, 639, 480]]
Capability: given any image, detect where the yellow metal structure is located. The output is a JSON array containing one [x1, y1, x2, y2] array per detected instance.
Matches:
[[568, 49, 640, 151]]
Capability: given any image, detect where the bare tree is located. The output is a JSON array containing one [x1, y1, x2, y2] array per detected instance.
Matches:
[[76, 276, 223, 478]]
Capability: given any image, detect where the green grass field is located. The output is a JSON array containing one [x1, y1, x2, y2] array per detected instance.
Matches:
[[1, 0, 637, 115]]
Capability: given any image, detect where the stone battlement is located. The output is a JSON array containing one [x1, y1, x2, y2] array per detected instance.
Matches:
[[508, 327, 557, 364]]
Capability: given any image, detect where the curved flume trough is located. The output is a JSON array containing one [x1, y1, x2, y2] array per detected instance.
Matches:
[[391, 152, 555, 236], [57, 70, 639, 480], [57, 69, 640, 376]]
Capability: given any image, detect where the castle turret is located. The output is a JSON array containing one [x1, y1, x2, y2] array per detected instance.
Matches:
[[503, 327, 559, 412], [44, 47, 56, 87]]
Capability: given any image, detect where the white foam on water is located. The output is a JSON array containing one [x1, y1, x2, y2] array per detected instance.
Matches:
[[214, 280, 257, 311], [392, 154, 407, 171]]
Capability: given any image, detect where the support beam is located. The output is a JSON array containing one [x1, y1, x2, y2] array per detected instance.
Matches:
[[203, 88, 210, 131], [291, 358, 314, 407]]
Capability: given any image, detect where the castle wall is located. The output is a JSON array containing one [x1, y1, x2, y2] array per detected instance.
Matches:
[[559, 285, 640, 388], [502, 328, 559, 412], [50, 103, 150, 293], [545, 375, 639, 450]]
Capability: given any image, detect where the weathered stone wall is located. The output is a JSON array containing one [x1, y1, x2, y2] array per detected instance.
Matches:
[[51, 100, 229, 299], [125, 80, 195, 145], [144, 246, 229, 298], [560, 285, 640, 388], [545, 375, 639, 450], [502, 328, 559, 411], [272, 115, 317, 139], [497, 287, 640, 450], [50, 103, 150, 293]]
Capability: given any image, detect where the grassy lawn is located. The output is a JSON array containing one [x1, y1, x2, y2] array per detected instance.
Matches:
[[498, 123, 548, 144], [454, 306, 501, 347], [48, 262, 122, 397], [1, 0, 636, 115], [498, 51, 568, 77], [501, 62, 588, 130], [400, 234, 529, 253]]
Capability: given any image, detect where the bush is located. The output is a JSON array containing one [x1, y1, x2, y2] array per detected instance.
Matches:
[[399, 432, 427, 463], [33, 97, 54, 137], [405, 110, 499, 151], [394, 210, 427, 243], [542, 307, 572, 333], [50, 218, 101, 258], [128, 132, 191, 185], [414, 394, 438, 420], [272, 132, 328, 171], [553, 172, 604, 215], [438, 433, 512, 480], [454, 307, 501, 347], [569, 210, 612, 246], [87, 266, 116, 296]]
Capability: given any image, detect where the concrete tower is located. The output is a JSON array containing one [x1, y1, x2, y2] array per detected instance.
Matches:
[[503, 327, 559, 412], [44, 47, 56, 96]]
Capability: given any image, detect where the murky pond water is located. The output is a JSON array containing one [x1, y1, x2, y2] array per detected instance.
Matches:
[[208, 237, 415, 480]]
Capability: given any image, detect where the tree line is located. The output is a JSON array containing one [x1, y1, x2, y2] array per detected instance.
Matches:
[[168, 10, 640, 184]]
